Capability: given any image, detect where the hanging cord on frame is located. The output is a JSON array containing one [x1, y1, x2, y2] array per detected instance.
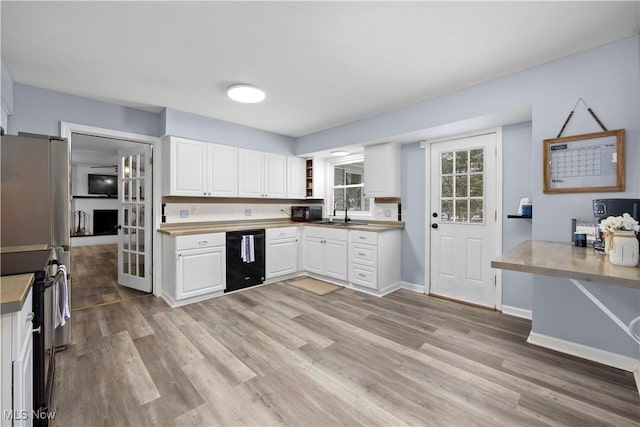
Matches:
[[556, 97, 608, 138]]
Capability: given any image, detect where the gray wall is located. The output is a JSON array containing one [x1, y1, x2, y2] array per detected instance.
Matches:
[[401, 142, 425, 285], [501, 122, 533, 310], [164, 108, 295, 155], [8, 83, 162, 137], [295, 35, 640, 359]]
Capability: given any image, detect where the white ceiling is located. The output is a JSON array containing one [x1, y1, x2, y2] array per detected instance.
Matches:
[[2, 2, 639, 138]]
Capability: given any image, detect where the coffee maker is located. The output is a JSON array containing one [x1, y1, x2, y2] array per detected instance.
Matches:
[[592, 198, 640, 251]]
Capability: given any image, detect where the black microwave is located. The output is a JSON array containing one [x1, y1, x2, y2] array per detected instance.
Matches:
[[291, 205, 322, 222]]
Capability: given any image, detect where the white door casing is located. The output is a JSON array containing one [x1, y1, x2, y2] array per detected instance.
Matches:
[[118, 145, 153, 292], [429, 132, 498, 308]]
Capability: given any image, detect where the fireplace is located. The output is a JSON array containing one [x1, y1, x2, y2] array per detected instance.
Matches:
[[93, 209, 118, 235]]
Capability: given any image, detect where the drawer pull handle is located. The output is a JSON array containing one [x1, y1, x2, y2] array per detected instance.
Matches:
[[358, 273, 366, 278], [358, 252, 366, 256], [359, 236, 366, 240], [32, 326, 41, 334], [199, 241, 208, 245], [26, 312, 35, 322]]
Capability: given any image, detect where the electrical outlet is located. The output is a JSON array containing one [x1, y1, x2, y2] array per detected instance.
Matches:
[[244, 209, 252, 217], [179, 209, 189, 218]]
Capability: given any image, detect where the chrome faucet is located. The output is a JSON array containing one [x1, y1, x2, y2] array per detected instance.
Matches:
[[333, 198, 351, 223]]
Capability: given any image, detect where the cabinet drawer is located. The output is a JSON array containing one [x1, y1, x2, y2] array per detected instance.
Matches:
[[349, 264, 377, 289], [266, 227, 298, 241], [175, 233, 225, 250], [349, 230, 378, 245], [350, 243, 377, 267]]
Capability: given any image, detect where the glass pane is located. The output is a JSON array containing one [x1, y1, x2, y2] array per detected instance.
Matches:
[[441, 152, 453, 174], [334, 167, 345, 185], [134, 180, 140, 201], [333, 188, 345, 208], [122, 251, 129, 274], [138, 179, 145, 201], [470, 199, 484, 223], [123, 227, 130, 250], [455, 175, 468, 197], [132, 154, 139, 178], [455, 150, 468, 174], [138, 229, 145, 252], [138, 206, 145, 228], [441, 200, 453, 222], [470, 149, 484, 172], [131, 229, 138, 252], [346, 187, 363, 211], [138, 254, 145, 278], [470, 174, 483, 197], [139, 153, 145, 176], [346, 172, 362, 185], [455, 199, 468, 222], [123, 207, 129, 227], [441, 176, 453, 198], [123, 180, 130, 199], [123, 156, 130, 178]]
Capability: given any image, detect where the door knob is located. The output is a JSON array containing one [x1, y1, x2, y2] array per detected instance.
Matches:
[[432, 212, 438, 218], [431, 223, 438, 229], [116, 225, 122, 230]]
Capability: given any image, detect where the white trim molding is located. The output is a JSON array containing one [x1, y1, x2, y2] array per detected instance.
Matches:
[[501, 305, 532, 320], [528, 331, 639, 374], [400, 281, 426, 293]]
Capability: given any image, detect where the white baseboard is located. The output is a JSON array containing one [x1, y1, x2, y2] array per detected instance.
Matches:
[[527, 331, 638, 372], [501, 305, 532, 320], [399, 281, 425, 293], [71, 235, 118, 246]]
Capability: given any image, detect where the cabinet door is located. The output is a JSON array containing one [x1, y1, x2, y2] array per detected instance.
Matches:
[[209, 144, 238, 196], [238, 149, 265, 197], [304, 237, 324, 275], [364, 142, 400, 197], [176, 247, 226, 299], [12, 332, 33, 427], [264, 154, 286, 198], [171, 138, 209, 196], [287, 157, 307, 199], [266, 239, 298, 279], [324, 239, 348, 280]]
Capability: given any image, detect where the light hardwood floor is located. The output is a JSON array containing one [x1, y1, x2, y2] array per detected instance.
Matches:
[[51, 280, 639, 426], [70, 244, 148, 310]]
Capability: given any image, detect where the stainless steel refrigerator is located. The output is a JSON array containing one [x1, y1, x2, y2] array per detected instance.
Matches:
[[1, 133, 72, 348]]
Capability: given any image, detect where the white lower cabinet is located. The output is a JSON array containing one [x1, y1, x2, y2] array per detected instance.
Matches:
[[266, 227, 300, 279], [304, 227, 348, 281], [162, 233, 226, 307], [349, 230, 401, 294], [1, 288, 34, 427]]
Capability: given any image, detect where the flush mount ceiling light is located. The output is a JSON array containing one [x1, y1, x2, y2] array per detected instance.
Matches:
[[227, 84, 265, 103], [330, 150, 350, 157]]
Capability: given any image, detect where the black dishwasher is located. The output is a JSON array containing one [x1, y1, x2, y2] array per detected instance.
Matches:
[[225, 229, 266, 292]]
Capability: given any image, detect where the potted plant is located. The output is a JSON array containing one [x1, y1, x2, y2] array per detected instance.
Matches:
[[599, 213, 639, 266]]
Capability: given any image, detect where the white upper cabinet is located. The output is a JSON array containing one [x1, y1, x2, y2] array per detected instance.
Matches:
[[208, 144, 238, 196], [164, 136, 238, 197], [287, 156, 307, 199], [364, 142, 401, 198], [239, 149, 286, 198]]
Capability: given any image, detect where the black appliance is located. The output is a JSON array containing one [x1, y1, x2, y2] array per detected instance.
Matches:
[[88, 173, 118, 196], [0, 249, 63, 427], [593, 198, 640, 251], [290, 205, 323, 222], [225, 229, 266, 292]]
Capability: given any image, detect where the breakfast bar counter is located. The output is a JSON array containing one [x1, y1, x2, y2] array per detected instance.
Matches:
[[492, 240, 640, 289]]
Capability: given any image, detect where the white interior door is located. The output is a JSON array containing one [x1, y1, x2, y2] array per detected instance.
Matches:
[[118, 145, 152, 292], [430, 133, 497, 308]]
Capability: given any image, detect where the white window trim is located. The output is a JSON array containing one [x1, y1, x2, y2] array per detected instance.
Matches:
[[327, 154, 374, 218]]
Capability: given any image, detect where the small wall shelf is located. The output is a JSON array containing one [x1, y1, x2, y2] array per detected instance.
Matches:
[[507, 214, 532, 219]]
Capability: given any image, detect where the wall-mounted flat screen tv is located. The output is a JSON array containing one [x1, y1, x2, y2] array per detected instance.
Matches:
[[88, 174, 118, 196]]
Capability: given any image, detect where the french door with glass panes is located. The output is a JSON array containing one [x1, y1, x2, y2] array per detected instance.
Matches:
[[118, 145, 152, 292], [429, 132, 497, 308]]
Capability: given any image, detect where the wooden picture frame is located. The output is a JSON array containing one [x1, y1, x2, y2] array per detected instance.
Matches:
[[543, 129, 624, 194]]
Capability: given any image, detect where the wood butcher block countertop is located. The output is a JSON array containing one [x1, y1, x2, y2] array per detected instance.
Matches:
[[159, 219, 404, 236], [492, 240, 640, 289], [1, 273, 35, 314]]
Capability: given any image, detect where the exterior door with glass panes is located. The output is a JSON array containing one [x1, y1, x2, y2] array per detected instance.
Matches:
[[118, 145, 152, 292], [429, 133, 497, 307]]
